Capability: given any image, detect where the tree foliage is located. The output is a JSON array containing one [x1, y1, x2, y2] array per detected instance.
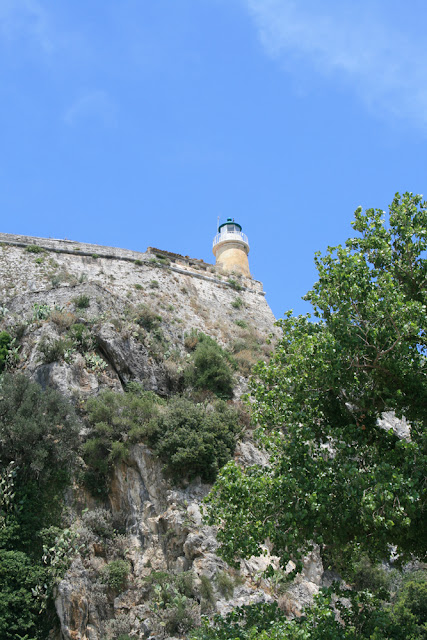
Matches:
[[184, 332, 235, 399], [0, 549, 46, 640], [146, 396, 241, 482], [0, 373, 80, 482], [0, 331, 12, 372], [205, 193, 427, 573], [82, 387, 163, 496], [0, 374, 81, 639], [191, 579, 427, 639]]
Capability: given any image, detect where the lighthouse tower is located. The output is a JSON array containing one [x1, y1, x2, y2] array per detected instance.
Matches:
[[212, 218, 250, 277]]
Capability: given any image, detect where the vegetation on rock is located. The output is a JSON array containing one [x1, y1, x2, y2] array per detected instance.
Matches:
[[1, 195, 425, 638], [191, 576, 427, 639], [0, 331, 12, 371], [184, 331, 235, 399], [83, 385, 242, 493], [0, 374, 80, 639]]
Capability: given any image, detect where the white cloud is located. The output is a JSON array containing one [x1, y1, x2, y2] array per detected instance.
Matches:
[[243, 0, 427, 128], [63, 91, 117, 127], [0, 0, 54, 52]]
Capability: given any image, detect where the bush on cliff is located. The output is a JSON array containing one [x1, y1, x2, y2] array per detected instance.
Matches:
[[0, 331, 12, 371], [82, 388, 163, 497], [82, 387, 241, 494], [0, 374, 80, 639], [145, 396, 241, 482], [184, 332, 234, 399]]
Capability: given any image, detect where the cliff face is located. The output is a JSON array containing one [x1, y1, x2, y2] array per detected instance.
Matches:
[[0, 234, 323, 640], [0, 234, 273, 398]]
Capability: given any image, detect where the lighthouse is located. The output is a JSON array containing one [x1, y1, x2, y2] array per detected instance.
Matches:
[[212, 218, 250, 277]]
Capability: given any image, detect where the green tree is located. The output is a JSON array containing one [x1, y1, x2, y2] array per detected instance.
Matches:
[[185, 332, 235, 399], [146, 396, 241, 482], [191, 585, 427, 639], [0, 331, 12, 372], [205, 193, 427, 574], [0, 549, 46, 640], [0, 373, 80, 484], [0, 374, 80, 638]]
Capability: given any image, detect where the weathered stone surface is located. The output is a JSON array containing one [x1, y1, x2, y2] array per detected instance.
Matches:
[[0, 235, 323, 639]]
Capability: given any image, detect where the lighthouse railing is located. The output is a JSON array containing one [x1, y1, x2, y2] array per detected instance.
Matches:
[[212, 230, 249, 249]]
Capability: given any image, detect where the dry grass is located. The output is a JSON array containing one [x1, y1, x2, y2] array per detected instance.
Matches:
[[51, 310, 77, 331]]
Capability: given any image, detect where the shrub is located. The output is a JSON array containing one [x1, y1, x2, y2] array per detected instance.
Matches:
[[391, 571, 427, 637], [73, 294, 90, 309], [0, 376, 80, 639], [51, 310, 77, 331], [350, 555, 392, 592], [231, 296, 244, 309], [0, 374, 80, 482], [85, 353, 107, 372], [144, 570, 196, 601], [154, 596, 199, 635], [150, 253, 170, 266], [38, 336, 72, 363], [233, 349, 258, 377], [0, 549, 48, 640], [145, 397, 241, 482], [231, 329, 268, 376], [83, 388, 240, 488], [102, 559, 130, 592], [82, 508, 116, 539], [134, 259, 143, 266], [185, 334, 234, 399], [134, 283, 143, 290], [184, 332, 200, 351], [234, 319, 247, 328], [191, 344, 233, 398], [25, 244, 44, 253], [227, 278, 242, 291], [32, 303, 52, 320], [0, 374, 80, 560], [0, 331, 12, 372], [69, 323, 96, 352], [82, 388, 163, 496], [150, 280, 159, 289], [12, 323, 26, 341], [135, 305, 161, 331], [144, 571, 200, 635], [199, 574, 214, 604], [215, 570, 234, 599]]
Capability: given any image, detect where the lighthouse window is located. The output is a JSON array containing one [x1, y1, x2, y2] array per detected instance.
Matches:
[[227, 224, 236, 233]]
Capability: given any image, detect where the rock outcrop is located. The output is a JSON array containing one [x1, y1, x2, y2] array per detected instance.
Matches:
[[0, 233, 324, 639]]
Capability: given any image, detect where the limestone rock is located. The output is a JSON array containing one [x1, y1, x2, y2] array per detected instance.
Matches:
[[0, 235, 325, 640]]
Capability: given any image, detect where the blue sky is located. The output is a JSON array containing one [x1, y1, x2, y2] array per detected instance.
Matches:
[[1, 0, 426, 318]]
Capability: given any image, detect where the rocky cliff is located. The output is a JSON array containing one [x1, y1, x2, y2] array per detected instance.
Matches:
[[0, 233, 323, 640]]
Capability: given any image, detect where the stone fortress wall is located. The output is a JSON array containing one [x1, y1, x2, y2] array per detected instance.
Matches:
[[0, 232, 265, 295]]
